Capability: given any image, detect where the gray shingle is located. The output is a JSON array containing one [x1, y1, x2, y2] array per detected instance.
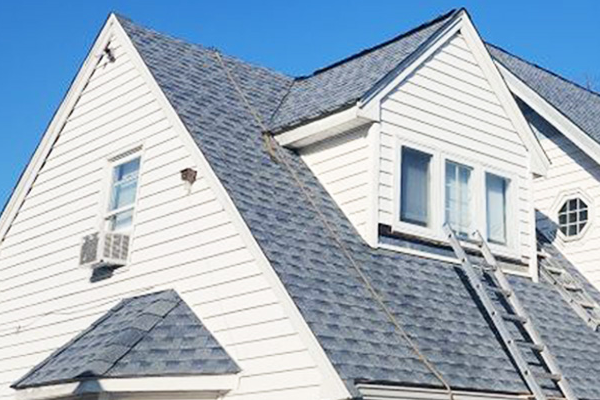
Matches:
[[488, 43, 600, 146], [118, 15, 600, 398], [268, 10, 458, 132], [12, 290, 239, 389]]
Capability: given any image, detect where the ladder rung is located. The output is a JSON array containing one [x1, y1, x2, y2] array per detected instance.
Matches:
[[533, 371, 562, 382], [502, 314, 528, 324], [516, 341, 544, 352], [579, 301, 597, 309], [489, 287, 512, 297], [563, 284, 582, 292], [544, 266, 564, 275]]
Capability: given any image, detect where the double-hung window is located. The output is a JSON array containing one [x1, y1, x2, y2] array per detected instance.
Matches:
[[400, 147, 432, 227], [107, 157, 141, 232], [485, 173, 509, 245], [445, 161, 472, 238]]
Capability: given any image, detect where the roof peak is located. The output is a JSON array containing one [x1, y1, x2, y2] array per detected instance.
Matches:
[[296, 8, 460, 81]]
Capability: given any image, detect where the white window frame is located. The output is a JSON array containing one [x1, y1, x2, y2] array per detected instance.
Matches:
[[99, 146, 144, 234], [393, 138, 441, 239], [392, 138, 520, 258], [482, 167, 518, 256], [551, 189, 594, 242]]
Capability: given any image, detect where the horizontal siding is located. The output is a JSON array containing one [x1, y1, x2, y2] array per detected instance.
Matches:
[[0, 36, 324, 400], [301, 126, 370, 240], [531, 109, 600, 288], [379, 33, 533, 260]]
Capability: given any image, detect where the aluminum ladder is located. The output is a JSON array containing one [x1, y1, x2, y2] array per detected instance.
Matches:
[[539, 246, 600, 331], [443, 224, 577, 400]]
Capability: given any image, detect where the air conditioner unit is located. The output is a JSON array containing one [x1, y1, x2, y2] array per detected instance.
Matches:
[[79, 231, 130, 269]]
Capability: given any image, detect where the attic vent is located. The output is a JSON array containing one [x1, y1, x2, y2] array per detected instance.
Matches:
[[109, 145, 143, 162]]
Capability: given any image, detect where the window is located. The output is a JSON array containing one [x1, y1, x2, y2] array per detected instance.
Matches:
[[486, 173, 508, 245], [445, 161, 472, 238], [107, 157, 141, 231], [558, 198, 588, 237], [400, 147, 432, 227]]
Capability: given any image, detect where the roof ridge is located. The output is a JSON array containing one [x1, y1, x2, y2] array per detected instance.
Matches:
[[487, 42, 600, 101], [103, 295, 182, 376], [295, 8, 458, 81], [115, 14, 292, 80]]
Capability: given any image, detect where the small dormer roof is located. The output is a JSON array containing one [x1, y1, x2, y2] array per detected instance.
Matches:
[[12, 290, 239, 389]]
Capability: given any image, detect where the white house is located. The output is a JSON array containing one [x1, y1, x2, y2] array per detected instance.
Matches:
[[1, 8, 600, 400]]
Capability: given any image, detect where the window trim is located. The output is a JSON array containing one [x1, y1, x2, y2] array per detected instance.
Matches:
[[99, 146, 144, 235], [393, 139, 441, 239], [552, 189, 594, 242], [392, 138, 519, 258]]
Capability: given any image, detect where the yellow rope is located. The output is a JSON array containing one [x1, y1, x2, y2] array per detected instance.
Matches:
[[213, 49, 455, 400]]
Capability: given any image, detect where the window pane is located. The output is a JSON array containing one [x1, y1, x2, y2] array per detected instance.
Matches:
[[115, 158, 140, 182], [445, 161, 472, 237], [111, 180, 138, 210], [110, 158, 140, 211], [110, 209, 134, 231], [400, 147, 431, 227], [486, 173, 508, 244]]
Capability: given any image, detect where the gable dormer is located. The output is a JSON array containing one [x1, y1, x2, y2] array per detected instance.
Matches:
[[274, 9, 548, 277]]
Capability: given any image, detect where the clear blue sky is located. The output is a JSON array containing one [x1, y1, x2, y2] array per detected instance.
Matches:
[[0, 0, 598, 206]]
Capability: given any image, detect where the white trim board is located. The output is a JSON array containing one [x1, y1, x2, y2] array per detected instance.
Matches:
[[495, 60, 600, 164], [275, 105, 375, 148], [13, 376, 238, 400], [357, 384, 526, 400], [0, 15, 116, 247], [357, 9, 550, 177]]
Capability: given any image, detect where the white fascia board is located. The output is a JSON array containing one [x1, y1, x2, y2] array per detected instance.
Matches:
[[357, 11, 463, 119], [0, 15, 116, 245], [13, 376, 238, 400], [357, 384, 525, 400], [496, 61, 600, 164], [112, 16, 352, 400], [357, 9, 550, 177], [458, 12, 550, 177], [275, 105, 374, 148]]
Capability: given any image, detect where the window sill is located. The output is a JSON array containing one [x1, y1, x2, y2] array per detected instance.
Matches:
[[379, 224, 528, 273]]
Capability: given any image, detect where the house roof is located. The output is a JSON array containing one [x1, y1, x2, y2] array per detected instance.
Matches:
[[267, 9, 459, 132], [12, 290, 239, 389], [116, 15, 600, 399], [488, 43, 600, 146]]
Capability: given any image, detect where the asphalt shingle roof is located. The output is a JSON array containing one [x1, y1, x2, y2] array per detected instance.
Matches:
[[115, 15, 600, 399], [12, 290, 239, 389], [268, 10, 458, 132], [488, 43, 600, 146]]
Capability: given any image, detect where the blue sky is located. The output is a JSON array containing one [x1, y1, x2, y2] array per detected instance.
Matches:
[[0, 0, 598, 206]]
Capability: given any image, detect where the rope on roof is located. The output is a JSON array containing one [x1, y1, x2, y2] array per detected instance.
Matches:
[[212, 48, 456, 400]]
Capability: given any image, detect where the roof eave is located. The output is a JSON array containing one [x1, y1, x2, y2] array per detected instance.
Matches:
[[13, 375, 240, 400]]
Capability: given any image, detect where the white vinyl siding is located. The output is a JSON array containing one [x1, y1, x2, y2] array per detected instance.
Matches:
[[0, 35, 327, 400], [300, 125, 370, 239], [528, 106, 600, 289], [378, 33, 533, 261]]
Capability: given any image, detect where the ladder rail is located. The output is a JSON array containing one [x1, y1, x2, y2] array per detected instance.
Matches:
[[538, 251, 600, 330], [443, 225, 548, 400], [444, 225, 578, 400], [471, 230, 578, 400]]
